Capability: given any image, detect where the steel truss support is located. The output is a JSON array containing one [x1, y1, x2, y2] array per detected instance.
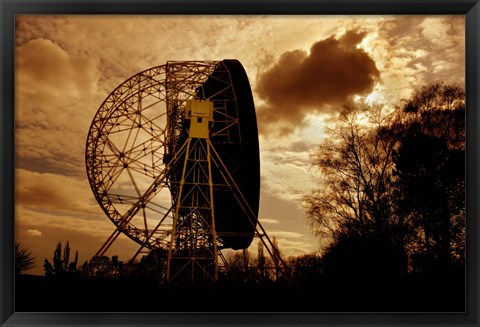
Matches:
[[165, 135, 293, 284], [166, 137, 219, 283], [207, 142, 294, 283], [85, 134, 294, 283]]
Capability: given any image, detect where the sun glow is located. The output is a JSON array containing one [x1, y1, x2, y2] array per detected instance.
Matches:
[[365, 85, 386, 105], [357, 31, 377, 53]]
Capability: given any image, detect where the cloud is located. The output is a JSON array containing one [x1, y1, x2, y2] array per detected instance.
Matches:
[[16, 205, 112, 239], [16, 38, 98, 98], [269, 230, 304, 239], [15, 168, 100, 216], [260, 142, 318, 203], [255, 30, 380, 135], [376, 16, 465, 105], [15, 38, 101, 177], [259, 218, 281, 225], [263, 230, 319, 257], [27, 229, 42, 237]]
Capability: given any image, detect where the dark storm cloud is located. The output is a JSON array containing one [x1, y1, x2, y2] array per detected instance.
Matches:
[[255, 30, 380, 135]]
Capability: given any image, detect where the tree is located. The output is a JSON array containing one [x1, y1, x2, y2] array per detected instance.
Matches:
[[271, 236, 283, 280], [287, 253, 323, 283], [256, 241, 267, 279], [225, 249, 254, 282], [320, 233, 403, 281], [44, 241, 79, 277], [15, 243, 36, 275], [86, 256, 112, 279], [391, 82, 465, 273], [135, 249, 167, 281], [304, 108, 399, 237], [303, 106, 407, 274]]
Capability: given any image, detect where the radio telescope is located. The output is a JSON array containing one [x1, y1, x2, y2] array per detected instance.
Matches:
[[85, 60, 289, 283]]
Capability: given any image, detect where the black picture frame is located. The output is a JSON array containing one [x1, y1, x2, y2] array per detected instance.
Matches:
[[1, 0, 479, 326]]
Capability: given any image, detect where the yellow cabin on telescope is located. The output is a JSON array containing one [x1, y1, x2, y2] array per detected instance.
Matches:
[[185, 99, 214, 139]]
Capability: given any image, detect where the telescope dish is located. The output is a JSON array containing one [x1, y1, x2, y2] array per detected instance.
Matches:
[[85, 60, 287, 283]]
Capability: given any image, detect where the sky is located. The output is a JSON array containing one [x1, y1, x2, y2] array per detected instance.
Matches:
[[14, 15, 465, 275]]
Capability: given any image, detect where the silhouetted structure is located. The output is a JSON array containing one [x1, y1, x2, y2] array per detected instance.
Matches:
[[85, 60, 291, 283]]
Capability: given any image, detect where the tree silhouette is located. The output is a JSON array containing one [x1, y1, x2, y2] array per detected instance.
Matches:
[[225, 249, 254, 282], [135, 249, 167, 281], [303, 106, 407, 275], [44, 241, 79, 277], [15, 243, 36, 275], [392, 82, 465, 273], [287, 253, 323, 283], [271, 236, 283, 280], [320, 233, 403, 281], [256, 241, 267, 280], [84, 256, 112, 278]]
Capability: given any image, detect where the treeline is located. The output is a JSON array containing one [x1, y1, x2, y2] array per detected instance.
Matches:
[[18, 238, 320, 285], [16, 237, 463, 312], [32, 239, 290, 283]]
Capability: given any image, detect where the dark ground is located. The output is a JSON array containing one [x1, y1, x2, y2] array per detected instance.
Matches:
[[15, 272, 465, 313]]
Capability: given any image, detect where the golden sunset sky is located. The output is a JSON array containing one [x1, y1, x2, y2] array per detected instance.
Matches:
[[15, 15, 465, 275]]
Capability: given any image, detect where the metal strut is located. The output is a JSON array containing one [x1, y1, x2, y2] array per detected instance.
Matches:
[[166, 137, 219, 284], [208, 140, 295, 283], [82, 140, 190, 278]]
